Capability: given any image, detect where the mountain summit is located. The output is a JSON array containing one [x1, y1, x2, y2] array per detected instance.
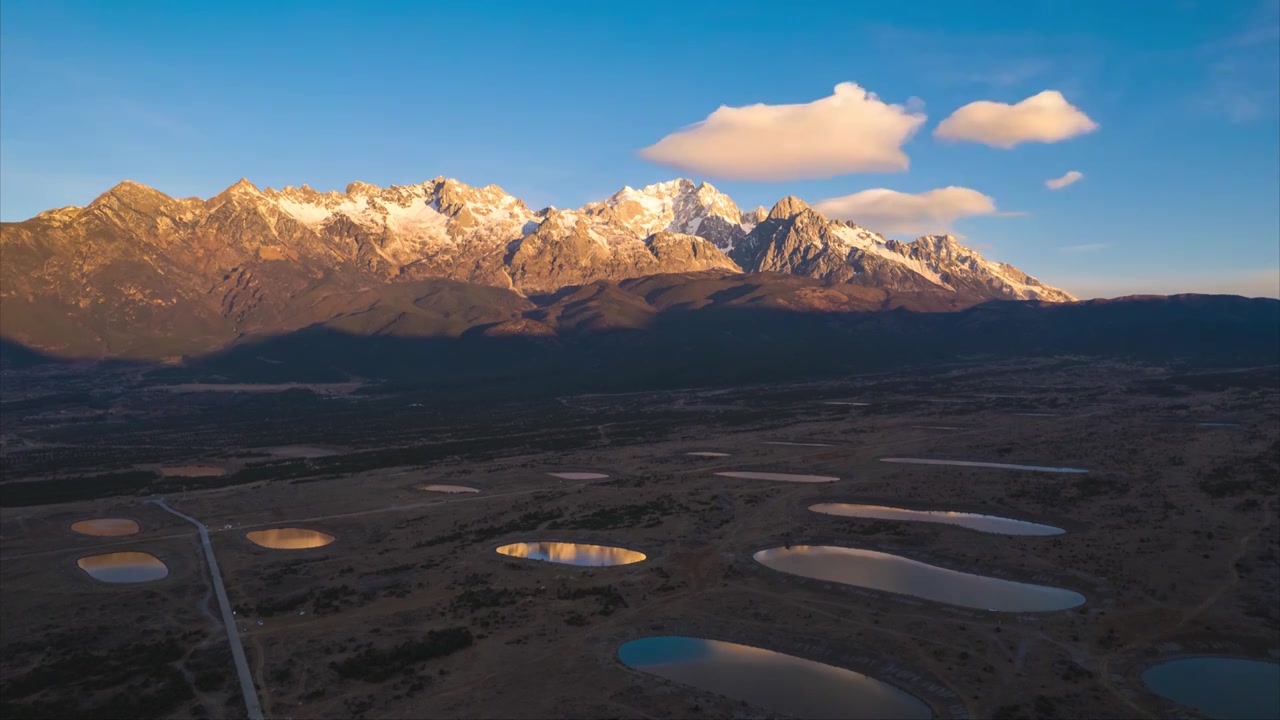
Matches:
[[0, 176, 1075, 357]]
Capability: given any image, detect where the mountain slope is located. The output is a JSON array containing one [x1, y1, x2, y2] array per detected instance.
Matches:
[[732, 197, 1074, 302], [1, 175, 1078, 358]]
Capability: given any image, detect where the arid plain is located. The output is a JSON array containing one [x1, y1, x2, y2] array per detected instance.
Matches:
[[2, 358, 1277, 719]]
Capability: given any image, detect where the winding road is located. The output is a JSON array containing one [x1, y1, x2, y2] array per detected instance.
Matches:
[[149, 498, 264, 720]]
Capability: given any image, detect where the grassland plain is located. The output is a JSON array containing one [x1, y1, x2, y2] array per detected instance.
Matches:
[[1, 358, 1277, 719]]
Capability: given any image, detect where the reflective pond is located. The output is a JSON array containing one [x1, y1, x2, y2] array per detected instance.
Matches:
[[246, 528, 335, 550], [754, 545, 1085, 612], [880, 457, 1088, 473], [418, 484, 480, 493], [618, 636, 932, 720], [765, 441, 834, 447], [77, 552, 169, 583], [717, 471, 838, 483], [71, 518, 140, 537], [1142, 657, 1280, 720], [546, 472, 609, 480], [496, 541, 645, 566], [810, 504, 1064, 536]]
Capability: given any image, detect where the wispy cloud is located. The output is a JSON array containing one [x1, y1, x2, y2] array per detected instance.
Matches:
[[106, 100, 203, 140], [1046, 171, 1084, 190], [20, 57, 203, 140], [865, 25, 1103, 98], [1059, 242, 1107, 253], [1195, 1, 1280, 123]]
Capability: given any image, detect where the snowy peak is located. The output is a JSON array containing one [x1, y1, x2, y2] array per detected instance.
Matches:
[[588, 178, 741, 238], [9, 175, 1075, 304], [736, 201, 1074, 301], [254, 177, 539, 260]]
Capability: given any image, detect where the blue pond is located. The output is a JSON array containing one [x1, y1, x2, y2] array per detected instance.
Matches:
[[618, 636, 932, 719], [1142, 657, 1280, 720]]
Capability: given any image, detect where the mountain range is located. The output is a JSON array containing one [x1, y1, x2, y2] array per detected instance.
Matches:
[[0, 177, 1077, 359]]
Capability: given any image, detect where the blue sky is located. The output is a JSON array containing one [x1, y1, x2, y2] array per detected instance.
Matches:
[[2, 0, 1277, 298]]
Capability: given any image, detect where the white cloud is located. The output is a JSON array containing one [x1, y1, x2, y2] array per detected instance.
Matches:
[[1046, 170, 1084, 190], [934, 90, 1098, 148], [637, 83, 927, 181], [813, 186, 1000, 235]]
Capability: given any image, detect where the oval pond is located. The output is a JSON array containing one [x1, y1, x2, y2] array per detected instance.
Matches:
[[71, 518, 140, 537], [246, 528, 335, 550], [880, 457, 1088, 474], [496, 541, 645, 567], [810, 503, 1064, 536], [1142, 657, 1280, 720], [717, 471, 838, 483], [618, 636, 932, 720], [78, 552, 169, 583], [754, 545, 1084, 612]]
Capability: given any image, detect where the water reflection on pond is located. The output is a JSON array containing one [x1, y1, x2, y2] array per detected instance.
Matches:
[[246, 528, 335, 550], [880, 457, 1088, 473], [418, 484, 480, 493], [717, 471, 838, 483], [77, 552, 169, 583], [547, 472, 609, 480], [496, 541, 645, 566], [810, 504, 1064, 536], [754, 545, 1084, 612], [618, 636, 932, 720], [71, 518, 140, 537], [1143, 657, 1280, 720]]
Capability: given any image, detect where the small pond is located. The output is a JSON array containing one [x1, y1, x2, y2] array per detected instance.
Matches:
[[71, 518, 140, 537], [418, 484, 480, 493], [810, 504, 1064, 536], [754, 545, 1084, 612], [77, 552, 169, 583], [496, 541, 645, 567], [246, 528, 335, 550], [618, 636, 932, 720], [880, 457, 1088, 473], [1142, 657, 1280, 720], [717, 471, 838, 483], [547, 472, 609, 480]]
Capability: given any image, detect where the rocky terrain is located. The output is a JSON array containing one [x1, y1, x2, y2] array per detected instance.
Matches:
[[0, 177, 1075, 359]]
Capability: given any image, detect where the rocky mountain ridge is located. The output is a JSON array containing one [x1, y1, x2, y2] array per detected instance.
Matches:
[[1, 175, 1076, 358]]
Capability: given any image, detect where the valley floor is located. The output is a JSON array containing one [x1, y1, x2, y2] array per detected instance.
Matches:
[[1, 358, 1277, 719]]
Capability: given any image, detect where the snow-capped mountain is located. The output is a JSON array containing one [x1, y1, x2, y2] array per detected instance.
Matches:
[[733, 197, 1075, 302], [579, 179, 766, 253], [0, 175, 1077, 357]]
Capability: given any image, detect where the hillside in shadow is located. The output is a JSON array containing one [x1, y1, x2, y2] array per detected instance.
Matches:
[[70, 293, 1271, 399]]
